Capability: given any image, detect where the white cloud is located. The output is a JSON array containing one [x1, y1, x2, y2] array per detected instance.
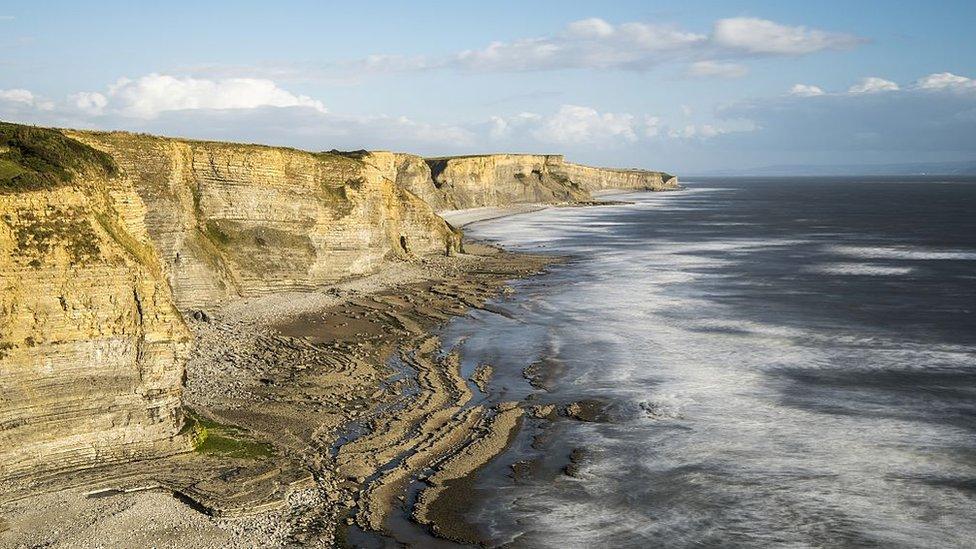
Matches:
[[719, 74, 976, 155], [81, 73, 328, 118], [712, 17, 863, 55], [644, 116, 661, 137], [0, 15, 15, 21], [915, 72, 976, 92], [69, 91, 108, 115], [358, 54, 435, 73], [565, 17, 615, 39], [789, 84, 825, 97], [688, 60, 748, 79], [531, 105, 638, 144], [848, 76, 900, 94], [0, 88, 35, 105], [355, 16, 859, 74], [0, 88, 54, 111], [486, 106, 748, 146], [488, 112, 541, 139], [668, 124, 731, 139]]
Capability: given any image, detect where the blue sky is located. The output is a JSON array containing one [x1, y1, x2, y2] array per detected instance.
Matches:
[[2, 0, 975, 172]]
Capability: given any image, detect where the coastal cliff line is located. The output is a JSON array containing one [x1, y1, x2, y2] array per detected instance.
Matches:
[[0, 121, 675, 492], [360, 151, 678, 211]]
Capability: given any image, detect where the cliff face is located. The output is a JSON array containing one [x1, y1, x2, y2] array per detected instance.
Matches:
[[68, 133, 461, 311], [418, 154, 677, 210], [0, 125, 191, 480], [0, 125, 461, 482], [559, 160, 678, 193], [357, 151, 449, 212], [424, 154, 589, 210]]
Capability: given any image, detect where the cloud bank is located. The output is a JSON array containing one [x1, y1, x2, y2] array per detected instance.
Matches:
[[70, 74, 329, 118], [351, 16, 863, 74]]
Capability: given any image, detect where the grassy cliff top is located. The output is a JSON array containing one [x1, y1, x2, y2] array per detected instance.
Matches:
[[74, 128, 363, 168], [0, 122, 117, 193]]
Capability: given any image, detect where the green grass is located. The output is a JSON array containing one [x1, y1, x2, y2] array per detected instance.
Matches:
[[0, 158, 25, 180], [184, 409, 274, 459], [0, 122, 117, 192]]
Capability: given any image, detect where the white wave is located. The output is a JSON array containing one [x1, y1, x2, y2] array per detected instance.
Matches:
[[828, 244, 976, 261], [811, 262, 916, 276]]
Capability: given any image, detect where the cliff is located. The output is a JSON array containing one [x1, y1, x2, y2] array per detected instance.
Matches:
[[419, 154, 677, 210], [0, 124, 461, 481], [0, 124, 191, 480], [559, 159, 678, 193], [68, 133, 462, 311], [0, 122, 675, 484], [357, 152, 677, 212]]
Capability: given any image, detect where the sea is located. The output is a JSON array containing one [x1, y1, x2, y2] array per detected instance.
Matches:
[[438, 177, 976, 548]]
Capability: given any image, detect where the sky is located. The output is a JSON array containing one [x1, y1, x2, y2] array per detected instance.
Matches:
[[1, 0, 975, 172]]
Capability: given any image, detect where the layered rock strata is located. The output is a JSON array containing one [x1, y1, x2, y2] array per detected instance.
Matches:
[[68, 133, 462, 311], [359, 152, 677, 211], [0, 125, 191, 480], [0, 125, 461, 482]]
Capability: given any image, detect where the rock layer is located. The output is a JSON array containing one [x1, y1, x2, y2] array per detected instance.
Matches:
[[422, 154, 677, 210], [0, 126, 191, 480], [68, 133, 462, 311], [360, 152, 677, 211]]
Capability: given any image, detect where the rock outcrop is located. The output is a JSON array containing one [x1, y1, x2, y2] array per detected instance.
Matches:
[[68, 134, 462, 311], [360, 152, 677, 212], [424, 154, 589, 209], [559, 159, 678, 193], [421, 154, 677, 210], [0, 124, 191, 480]]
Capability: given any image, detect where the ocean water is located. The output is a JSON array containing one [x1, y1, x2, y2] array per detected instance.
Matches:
[[440, 177, 976, 548]]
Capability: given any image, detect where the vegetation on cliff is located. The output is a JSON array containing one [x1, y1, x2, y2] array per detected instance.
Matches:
[[184, 409, 274, 459], [0, 122, 117, 192]]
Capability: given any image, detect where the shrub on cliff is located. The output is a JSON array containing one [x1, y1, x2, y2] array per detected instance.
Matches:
[[0, 122, 117, 192]]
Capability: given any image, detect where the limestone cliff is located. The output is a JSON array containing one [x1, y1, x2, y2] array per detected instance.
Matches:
[[1, 122, 675, 483], [357, 151, 450, 212], [559, 159, 678, 193], [417, 154, 677, 210], [0, 124, 191, 480], [0, 124, 461, 481], [68, 133, 461, 311]]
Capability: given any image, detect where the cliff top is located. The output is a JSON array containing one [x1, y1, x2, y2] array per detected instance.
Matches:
[[0, 122, 117, 193], [0, 122, 674, 188]]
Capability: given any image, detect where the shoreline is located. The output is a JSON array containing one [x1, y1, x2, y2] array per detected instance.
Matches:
[[438, 193, 640, 229], [438, 204, 550, 228]]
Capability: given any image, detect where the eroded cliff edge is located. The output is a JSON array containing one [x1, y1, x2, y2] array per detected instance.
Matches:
[[0, 124, 192, 480], [356, 151, 679, 211], [1, 122, 675, 486], [68, 133, 462, 311]]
